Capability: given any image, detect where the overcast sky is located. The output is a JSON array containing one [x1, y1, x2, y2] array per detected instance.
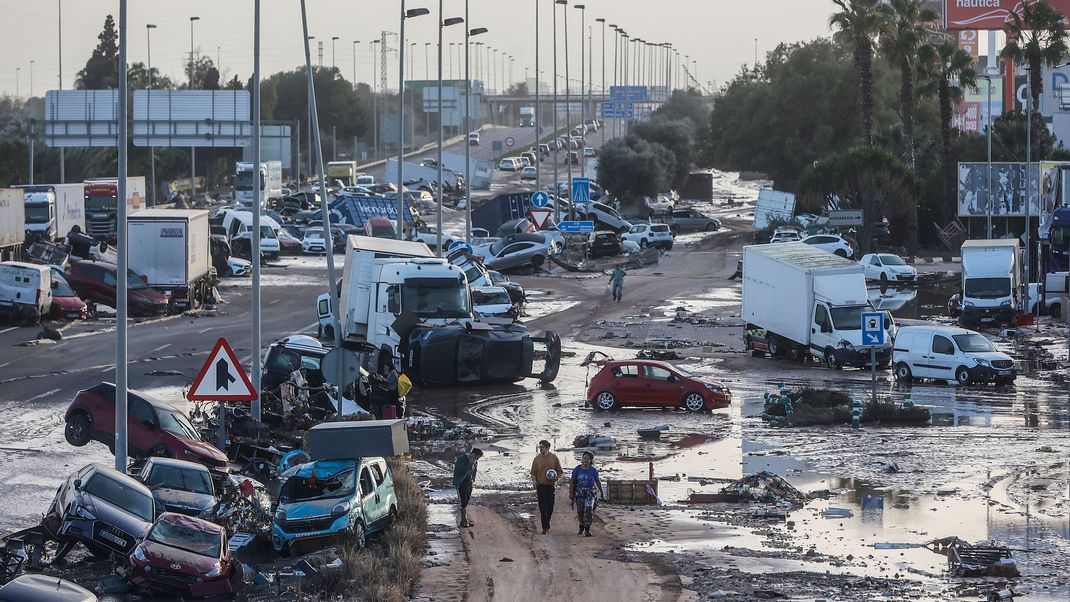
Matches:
[[1, 0, 839, 97]]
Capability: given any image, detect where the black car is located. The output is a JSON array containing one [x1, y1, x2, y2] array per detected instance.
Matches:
[[137, 457, 217, 517], [586, 231, 622, 258], [488, 270, 526, 306]]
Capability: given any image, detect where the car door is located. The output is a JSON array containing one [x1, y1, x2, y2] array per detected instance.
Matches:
[[641, 364, 680, 406], [811, 303, 835, 357], [499, 242, 535, 269], [864, 255, 880, 279], [609, 363, 642, 404], [128, 396, 160, 456], [101, 269, 119, 304], [358, 464, 384, 526], [370, 461, 393, 523], [928, 334, 958, 381]]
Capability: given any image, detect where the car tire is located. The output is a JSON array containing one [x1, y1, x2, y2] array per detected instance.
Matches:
[[824, 348, 841, 370], [351, 521, 367, 549], [665, 242, 674, 251], [593, 391, 617, 411], [387, 506, 399, 528], [1051, 303, 1062, 319], [640, 239, 648, 248], [323, 325, 334, 340], [682, 392, 707, 413], [834, 249, 848, 258], [955, 366, 972, 385], [768, 337, 785, 358], [531, 255, 546, 268], [64, 412, 91, 447], [894, 362, 913, 381], [879, 273, 888, 283], [705, 223, 717, 231]]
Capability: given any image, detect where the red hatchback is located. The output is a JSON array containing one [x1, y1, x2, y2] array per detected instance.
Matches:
[[129, 512, 243, 597], [65, 260, 169, 316], [586, 360, 731, 412]]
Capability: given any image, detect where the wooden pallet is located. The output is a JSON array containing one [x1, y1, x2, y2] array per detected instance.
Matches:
[[606, 480, 658, 505]]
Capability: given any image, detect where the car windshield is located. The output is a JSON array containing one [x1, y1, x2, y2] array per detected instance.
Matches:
[[147, 464, 213, 495], [25, 205, 51, 223], [878, 254, 906, 266], [279, 467, 356, 503], [157, 409, 201, 441], [261, 226, 277, 239], [629, 225, 645, 234], [474, 289, 511, 305], [964, 277, 1011, 299], [83, 473, 154, 522], [127, 271, 148, 290], [403, 279, 470, 318], [464, 265, 487, 285], [651, 225, 670, 233], [673, 365, 694, 377], [489, 241, 507, 255], [52, 279, 77, 297], [953, 333, 996, 353], [372, 225, 395, 238], [305, 228, 323, 238], [829, 305, 867, 330], [148, 519, 221, 558]]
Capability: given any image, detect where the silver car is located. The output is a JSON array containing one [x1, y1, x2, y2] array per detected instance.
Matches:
[[473, 236, 555, 271], [671, 208, 721, 232]]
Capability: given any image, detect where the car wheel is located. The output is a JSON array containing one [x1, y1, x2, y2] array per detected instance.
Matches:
[[955, 366, 972, 385], [531, 255, 546, 268], [64, 412, 91, 447], [768, 337, 785, 358], [705, 222, 717, 231], [682, 392, 706, 413], [824, 348, 841, 370], [593, 391, 617, 411], [834, 249, 848, 258], [879, 272, 888, 283], [1052, 303, 1062, 319], [640, 239, 648, 248], [387, 507, 399, 528], [894, 362, 913, 381], [323, 325, 334, 340]]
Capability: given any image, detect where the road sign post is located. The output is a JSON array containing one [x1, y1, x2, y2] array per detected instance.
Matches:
[[448, 239, 474, 254], [188, 338, 258, 449], [558, 220, 594, 233], [861, 312, 885, 409]]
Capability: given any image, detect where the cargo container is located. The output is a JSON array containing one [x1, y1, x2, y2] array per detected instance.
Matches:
[[128, 209, 213, 311], [0, 189, 26, 261]]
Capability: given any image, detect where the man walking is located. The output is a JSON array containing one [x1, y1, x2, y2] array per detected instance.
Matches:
[[453, 447, 483, 528], [609, 267, 626, 303], [530, 440, 563, 534]]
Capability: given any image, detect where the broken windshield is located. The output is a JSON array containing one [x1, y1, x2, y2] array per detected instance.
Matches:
[[279, 468, 356, 503]]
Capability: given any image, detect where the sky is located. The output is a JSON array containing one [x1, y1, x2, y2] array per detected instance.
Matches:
[[0, 0, 841, 98]]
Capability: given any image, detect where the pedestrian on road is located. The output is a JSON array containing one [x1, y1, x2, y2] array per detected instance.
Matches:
[[609, 267, 626, 303], [530, 439, 563, 534], [453, 447, 483, 528], [569, 451, 605, 536]]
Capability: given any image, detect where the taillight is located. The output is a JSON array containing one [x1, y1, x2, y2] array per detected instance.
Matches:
[[36, 288, 42, 306]]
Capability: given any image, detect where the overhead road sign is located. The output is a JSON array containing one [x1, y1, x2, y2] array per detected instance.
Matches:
[[133, 90, 251, 148], [600, 102, 634, 120], [609, 85, 648, 102], [828, 210, 863, 227], [529, 208, 553, 229], [44, 90, 120, 147], [572, 177, 591, 205], [558, 221, 594, 233], [861, 312, 885, 347], [187, 338, 258, 401], [530, 191, 550, 208]]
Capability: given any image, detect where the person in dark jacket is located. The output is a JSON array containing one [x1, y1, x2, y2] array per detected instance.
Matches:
[[453, 448, 483, 528]]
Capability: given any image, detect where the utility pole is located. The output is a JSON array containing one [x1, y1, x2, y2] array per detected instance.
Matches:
[[116, 0, 129, 472], [251, 0, 263, 421], [189, 16, 200, 202], [332, 36, 339, 69], [58, 0, 64, 183], [147, 23, 157, 205]]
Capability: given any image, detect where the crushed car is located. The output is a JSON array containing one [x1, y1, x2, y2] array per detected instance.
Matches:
[[128, 512, 244, 598], [0, 574, 97, 602], [137, 458, 217, 517]]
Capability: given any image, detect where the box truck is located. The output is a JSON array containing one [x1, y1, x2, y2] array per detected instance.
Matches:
[[742, 242, 892, 369], [128, 209, 214, 312], [0, 261, 52, 324], [326, 161, 361, 188], [0, 189, 26, 261], [959, 239, 1020, 326], [519, 106, 535, 127], [84, 177, 146, 241], [234, 161, 282, 206], [15, 184, 86, 242]]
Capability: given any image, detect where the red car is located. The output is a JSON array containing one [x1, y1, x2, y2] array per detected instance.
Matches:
[[50, 277, 88, 320], [64, 383, 228, 477], [65, 260, 169, 316], [585, 360, 731, 412], [129, 512, 244, 597]]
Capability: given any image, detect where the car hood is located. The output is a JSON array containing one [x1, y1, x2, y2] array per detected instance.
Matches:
[[77, 492, 153, 536], [966, 351, 1013, 363], [141, 539, 219, 573], [278, 497, 351, 519], [152, 488, 216, 514], [180, 438, 229, 465], [475, 303, 513, 315], [695, 377, 729, 390], [131, 288, 168, 303]]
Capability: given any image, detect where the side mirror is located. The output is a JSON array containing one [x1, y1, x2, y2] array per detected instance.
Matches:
[[73, 479, 82, 491], [667, 374, 677, 383]]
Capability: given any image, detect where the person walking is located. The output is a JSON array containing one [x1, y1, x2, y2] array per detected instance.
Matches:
[[609, 267, 626, 303], [569, 451, 605, 536], [453, 447, 483, 528], [530, 440, 563, 534]]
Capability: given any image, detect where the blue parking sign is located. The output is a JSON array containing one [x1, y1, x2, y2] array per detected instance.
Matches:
[[861, 312, 885, 346]]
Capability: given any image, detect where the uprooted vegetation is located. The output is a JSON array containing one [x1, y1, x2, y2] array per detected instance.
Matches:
[[761, 387, 931, 426]]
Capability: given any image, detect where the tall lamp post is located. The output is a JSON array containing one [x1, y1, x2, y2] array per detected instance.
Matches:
[[352, 40, 360, 89], [189, 16, 200, 202], [560, 0, 572, 219], [331, 36, 339, 69], [574, 4, 585, 129], [399, 5, 431, 239], [370, 39, 381, 159], [981, 73, 994, 240], [553, 0, 562, 222], [466, 19, 489, 242], [115, 0, 130, 472], [437, 9, 465, 254], [251, 0, 263, 422], [58, 0, 64, 183], [535, 0, 541, 194], [596, 17, 605, 145], [147, 23, 157, 205]]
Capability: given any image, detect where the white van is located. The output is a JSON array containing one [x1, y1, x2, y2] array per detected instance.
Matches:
[[221, 210, 281, 259], [0, 262, 53, 324], [355, 174, 375, 186], [892, 325, 1015, 385]]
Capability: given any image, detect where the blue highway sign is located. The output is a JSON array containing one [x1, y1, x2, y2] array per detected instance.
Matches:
[[558, 221, 595, 233], [448, 240, 474, 254], [572, 177, 591, 205]]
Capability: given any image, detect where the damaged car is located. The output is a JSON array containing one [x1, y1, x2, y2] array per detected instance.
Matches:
[[42, 464, 155, 561], [408, 324, 561, 385], [137, 457, 217, 517], [128, 512, 243, 598], [272, 457, 396, 555], [471, 286, 519, 325], [0, 574, 97, 601], [585, 359, 732, 412]]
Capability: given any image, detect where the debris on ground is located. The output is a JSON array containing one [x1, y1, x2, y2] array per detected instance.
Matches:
[[935, 538, 1021, 578], [759, 386, 931, 426], [693, 471, 810, 506], [573, 434, 615, 449], [635, 349, 682, 360]]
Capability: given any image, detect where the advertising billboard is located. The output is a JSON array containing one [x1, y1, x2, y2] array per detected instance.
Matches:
[[946, 0, 1070, 30], [958, 162, 1044, 217]]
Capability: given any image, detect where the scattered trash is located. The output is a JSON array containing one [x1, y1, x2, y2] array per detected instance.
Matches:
[[635, 349, 682, 361], [751, 509, 788, 520], [946, 539, 1019, 578], [637, 425, 670, 439], [573, 434, 615, 449], [713, 471, 808, 505], [823, 507, 854, 519]]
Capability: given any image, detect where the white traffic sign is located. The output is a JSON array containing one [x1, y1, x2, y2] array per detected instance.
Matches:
[[861, 312, 885, 347], [187, 338, 258, 401], [448, 239, 474, 254], [572, 177, 591, 205], [505, 136, 515, 147], [529, 208, 553, 230], [531, 190, 550, 208]]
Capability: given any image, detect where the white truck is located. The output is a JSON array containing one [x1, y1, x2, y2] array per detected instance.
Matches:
[[0, 261, 52, 324], [18, 184, 87, 242], [128, 209, 214, 311], [324, 236, 560, 386], [83, 177, 146, 242], [519, 106, 535, 127], [326, 161, 360, 188], [235, 161, 282, 207], [0, 189, 26, 261], [959, 239, 1020, 326], [220, 209, 282, 260], [742, 242, 892, 369]]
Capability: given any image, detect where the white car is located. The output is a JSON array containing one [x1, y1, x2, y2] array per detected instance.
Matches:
[[769, 227, 802, 243], [622, 223, 673, 250], [499, 158, 521, 171], [583, 147, 596, 158], [520, 166, 538, 181], [301, 227, 328, 254], [801, 234, 854, 258], [892, 325, 1015, 385], [471, 285, 518, 325], [860, 253, 917, 283], [644, 194, 674, 214], [468, 132, 481, 146]]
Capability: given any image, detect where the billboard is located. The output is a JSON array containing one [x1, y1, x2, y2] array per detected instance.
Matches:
[[946, 0, 1070, 30], [132, 90, 251, 147], [957, 162, 1046, 217], [44, 90, 119, 147]]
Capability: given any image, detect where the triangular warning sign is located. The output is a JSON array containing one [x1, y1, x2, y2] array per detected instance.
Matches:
[[529, 208, 553, 230], [187, 338, 258, 402]]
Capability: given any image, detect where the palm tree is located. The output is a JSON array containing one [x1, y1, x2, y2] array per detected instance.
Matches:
[[830, 0, 890, 146], [920, 41, 978, 223], [1001, 1, 1069, 112], [880, 0, 936, 255]]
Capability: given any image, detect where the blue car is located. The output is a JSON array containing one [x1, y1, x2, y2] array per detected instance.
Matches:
[[272, 457, 397, 554]]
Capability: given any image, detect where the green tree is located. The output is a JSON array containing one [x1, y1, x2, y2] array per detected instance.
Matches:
[[182, 56, 221, 90], [880, 0, 937, 253], [264, 66, 372, 147], [653, 88, 710, 129], [796, 146, 915, 254], [75, 15, 119, 89], [830, 0, 889, 145], [919, 41, 977, 222], [631, 117, 693, 187], [596, 136, 676, 214], [127, 62, 175, 90], [505, 82, 529, 96], [1000, 0, 1069, 112]]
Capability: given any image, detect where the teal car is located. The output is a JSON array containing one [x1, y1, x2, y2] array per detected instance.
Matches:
[[271, 457, 397, 554]]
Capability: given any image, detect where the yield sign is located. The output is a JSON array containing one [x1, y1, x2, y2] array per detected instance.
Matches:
[[187, 337, 257, 401], [529, 208, 553, 230]]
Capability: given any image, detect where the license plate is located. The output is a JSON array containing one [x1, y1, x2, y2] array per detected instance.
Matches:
[[98, 529, 126, 546], [981, 317, 994, 323], [997, 369, 1011, 376]]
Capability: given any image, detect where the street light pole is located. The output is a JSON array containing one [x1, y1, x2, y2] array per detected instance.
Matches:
[[189, 16, 199, 203], [597, 17, 604, 145], [251, 0, 263, 422], [400, 5, 431, 240], [352, 40, 359, 90], [535, 0, 541, 195], [983, 73, 993, 239], [30, 60, 34, 98], [561, 0, 572, 220], [332, 36, 339, 69], [1026, 66, 1033, 323], [553, 0, 560, 223], [574, 5, 585, 129], [465, 21, 487, 242], [438, 10, 465, 255], [58, 0, 64, 183], [371, 40, 380, 160], [115, 0, 129, 472], [147, 24, 157, 205]]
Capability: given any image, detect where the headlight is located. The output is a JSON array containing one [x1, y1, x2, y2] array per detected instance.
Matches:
[[204, 563, 223, 578], [70, 501, 96, 521], [132, 545, 147, 562], [274, 508, 287, 523], [840, 340, 855, 351], [975, 358, 990, 367], [964, 301, 975, 307], [331, 502, 350, 517], [1000, 300, 1011, 307], [704, 383, 723, 393]]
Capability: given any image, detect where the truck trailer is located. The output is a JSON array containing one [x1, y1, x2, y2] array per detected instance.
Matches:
[[128, 209, 214, 312], [0, 189, 26, 261], [84, 177, 146, 242], [742, 242, 891, 368]]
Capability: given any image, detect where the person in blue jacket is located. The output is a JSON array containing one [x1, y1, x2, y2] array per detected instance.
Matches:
[[569, 451, 605, 536]]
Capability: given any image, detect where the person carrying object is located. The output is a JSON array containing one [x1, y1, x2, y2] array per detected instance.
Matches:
[[530, 439, 564, 534]]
